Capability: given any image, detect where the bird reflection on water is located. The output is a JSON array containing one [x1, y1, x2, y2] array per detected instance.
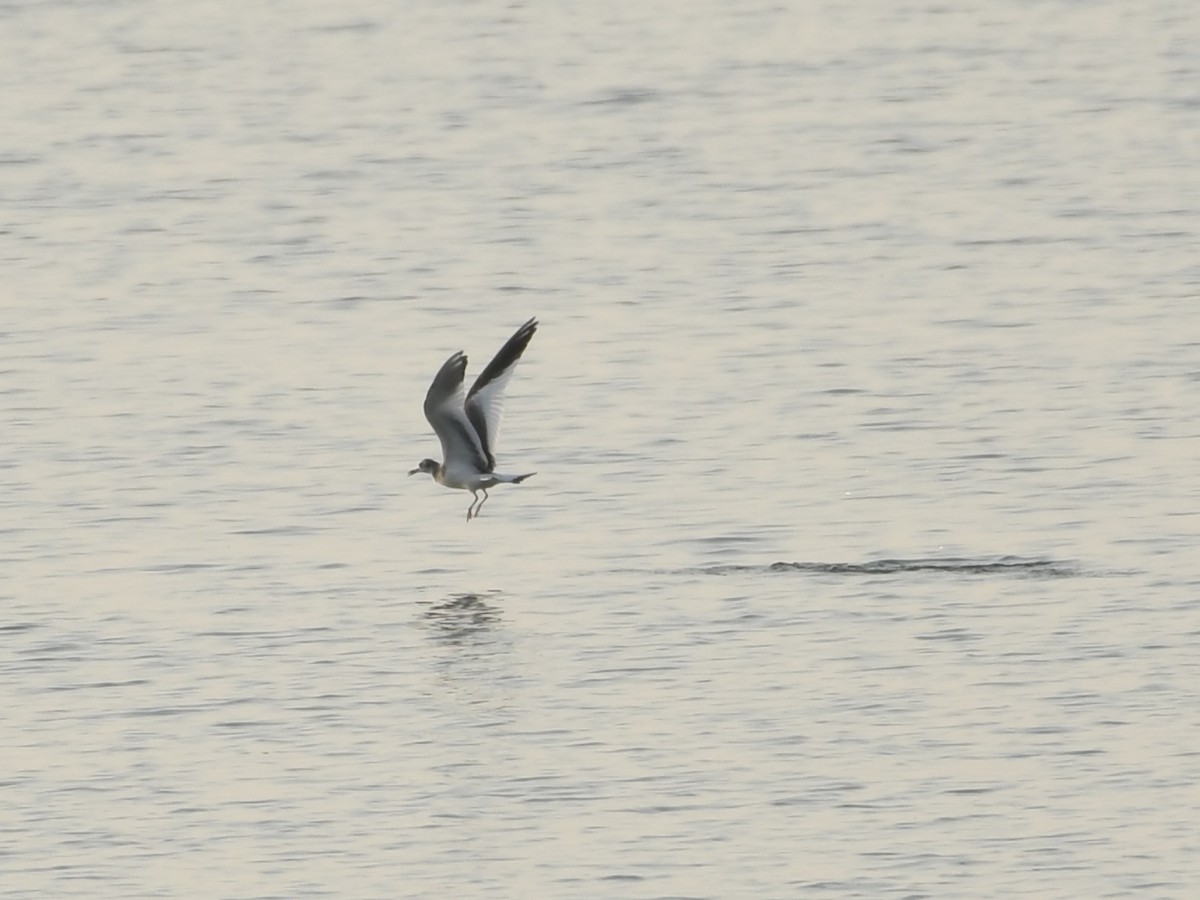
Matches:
[[419, 592, 503, 645]]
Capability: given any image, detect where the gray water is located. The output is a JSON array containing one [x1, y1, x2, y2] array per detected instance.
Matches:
[[4, 1, 1199, 897]]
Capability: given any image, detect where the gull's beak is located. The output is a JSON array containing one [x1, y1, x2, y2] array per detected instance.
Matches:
[[408, 468, 421, 476]]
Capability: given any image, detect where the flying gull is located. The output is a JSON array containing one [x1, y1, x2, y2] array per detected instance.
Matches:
[[409, 317, 538, 520]]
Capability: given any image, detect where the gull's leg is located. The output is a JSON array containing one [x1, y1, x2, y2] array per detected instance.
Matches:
[[475, 489, 490, 517], [466, 490, 479, 521]]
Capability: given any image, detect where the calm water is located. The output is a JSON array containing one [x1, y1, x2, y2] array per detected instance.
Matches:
[[4, 0, 1199, 897]]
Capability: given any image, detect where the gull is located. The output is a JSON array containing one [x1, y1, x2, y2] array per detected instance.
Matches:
[[409, 317, 538, 520]]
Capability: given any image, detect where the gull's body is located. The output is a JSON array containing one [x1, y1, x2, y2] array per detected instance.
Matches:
[[409, 317, 537, 520]]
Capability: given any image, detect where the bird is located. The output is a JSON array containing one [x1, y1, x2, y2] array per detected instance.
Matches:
[[409, 317, 538, 520]]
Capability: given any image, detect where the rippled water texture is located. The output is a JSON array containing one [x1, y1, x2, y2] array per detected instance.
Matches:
[[3, 0, 1198, 897]]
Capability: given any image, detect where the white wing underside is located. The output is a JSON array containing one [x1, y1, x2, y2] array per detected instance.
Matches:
[[465, 371, 514, 465]]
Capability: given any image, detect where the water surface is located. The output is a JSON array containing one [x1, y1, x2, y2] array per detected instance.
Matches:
[[3, 0, 1198, 897]]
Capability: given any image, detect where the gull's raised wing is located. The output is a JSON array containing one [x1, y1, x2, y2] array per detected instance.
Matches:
[[423, 350, 490, 473], [465, 317, 538, 470]]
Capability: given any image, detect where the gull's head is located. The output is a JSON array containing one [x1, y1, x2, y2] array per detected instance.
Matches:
[[409, 458, 439, 477]]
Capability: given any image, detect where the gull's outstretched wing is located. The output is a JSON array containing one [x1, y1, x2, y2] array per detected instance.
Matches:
[[423, 350, 489, 472], [465, 317, 537, 470]]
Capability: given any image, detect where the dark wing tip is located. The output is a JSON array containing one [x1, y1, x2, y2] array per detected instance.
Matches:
[[506, 317, 538, 350], [511, 316, 539, 349], [439, 351, 469, 387]]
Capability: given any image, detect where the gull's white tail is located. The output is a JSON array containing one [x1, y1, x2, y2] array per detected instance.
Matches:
[[497, 472, 535, 484]]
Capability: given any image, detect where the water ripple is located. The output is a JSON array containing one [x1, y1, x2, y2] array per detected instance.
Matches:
[[697, 557, 1080, 578]]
